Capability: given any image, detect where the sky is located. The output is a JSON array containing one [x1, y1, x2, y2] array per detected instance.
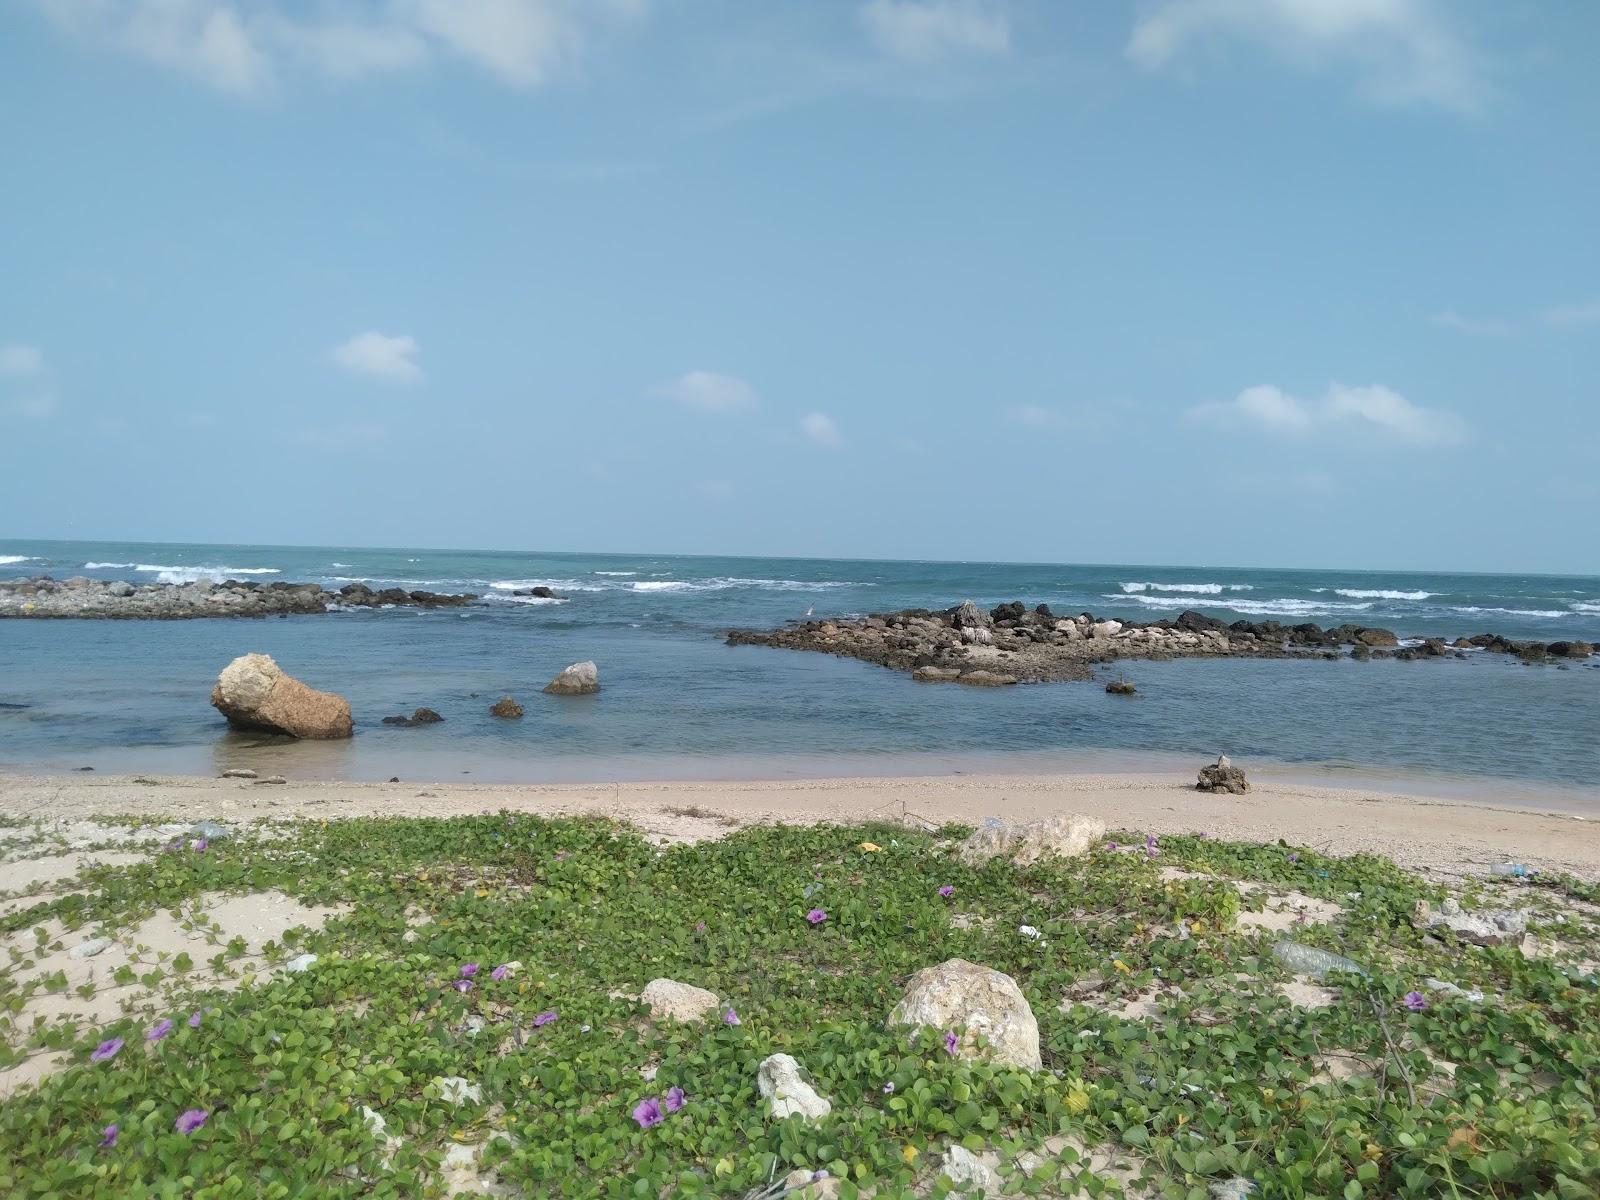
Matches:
[[1, 1, 1597, 574]]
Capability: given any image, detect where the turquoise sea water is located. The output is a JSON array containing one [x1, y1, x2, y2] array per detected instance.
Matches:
[[2, 540, 1597, 796]]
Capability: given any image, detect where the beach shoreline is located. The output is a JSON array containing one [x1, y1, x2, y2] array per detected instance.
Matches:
[[5, 768, 1597, 881]]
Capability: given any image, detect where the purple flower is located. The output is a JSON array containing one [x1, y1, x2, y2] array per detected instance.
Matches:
[[1287, 854, 1299, 864], [98, 1124, 118, 1149], [1105, 841, 1118, 851], [192, 837, 208, 853], [490, 964, 511, 981], [1197, 832, 1210, 839], [723, 1007, 741, 1026], [532, 1010, 558, 1027], [453, 979, 474, 993], [812, 1170, 830, 1181], [175, 1109, 208, 1135], [664, 1086, 686, 1113], [1402, 991, 1428, 1012], [882, 1081, 895, 1094], [806, 908, 827, 925], [937, 886, 955, 898], [944, 1029, 959, 1055], [147, 1019, 173, 1043], [632, 1097, 664, 1129], [459, 963, 479, 978], [90, 1038, 123, 1064], [554, 852, 568, 862], [694, 920, 707, 933], [188, 1011, 203, 1028]]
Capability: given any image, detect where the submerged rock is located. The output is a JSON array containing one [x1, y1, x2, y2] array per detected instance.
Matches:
[[543, 661, 599, 695], [1197, 755, 1249, 794], [383, 708, 444, 727], [889, 958, 1041, 1072], [209, 653, 352, 740], [489, 696, 524, 718]]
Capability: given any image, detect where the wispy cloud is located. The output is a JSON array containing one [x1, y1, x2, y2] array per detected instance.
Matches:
[[1190, 382, 1468, 447], [331, 332, 422, 383], [1127, 0, 1489, 113], [653, 370, 758, 413], [30, 0, 647, 96], [1543, 300, 1600, 328], [800, 411, 843, 446], [859, 0, 1010, 61], [1429, 310, 1513, 338], [0, 344, 46, 375]]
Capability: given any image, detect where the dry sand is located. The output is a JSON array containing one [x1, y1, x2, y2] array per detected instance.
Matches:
[[3, 768, 1597, 880]]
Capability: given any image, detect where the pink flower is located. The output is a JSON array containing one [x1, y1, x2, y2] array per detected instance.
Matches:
[[459, 963, 479, 978], [490, 964, 511, 981], [1105, 841, 1118, 851], [806, 908, 827, 925], [944, 1030, 959, 1055], [1402, 991, 1428, 1012], [98, 1124, 118, 1149], [188, 1011, 203, 1028], [723, 1007, 741, 1026], [532, 1010, 558, 1027], [632, 1097, 664, 1129], [664, 1086, 686, 1113], [937, 886, 955, 898], [147, 1019, 173, 1043], [175, 1109, 208, 1135], [453, 979, 474, 993], [90, 1038, 123, 1064]]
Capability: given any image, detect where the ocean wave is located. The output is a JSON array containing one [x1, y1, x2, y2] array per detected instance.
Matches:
[[1569, 601, 1600, 615], [1453, 606, 1570, 619], [631, 577, 859, 593], [483, 594, 570, 606], [488, 578, 606, 593], [330, 561, 350, 568], [0, 554, 35, 565], [592, 570, 637, 576], [153, 567, 281, 584], [84, 561, 134, 569], [1119, 581, 1254, 594], [1333, 588, 1435, 601], [1108, 593, 1374, 617]]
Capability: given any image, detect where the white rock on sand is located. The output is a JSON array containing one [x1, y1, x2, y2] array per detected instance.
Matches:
[[958, 813, 1105, 868], [640, 978, 720, 1022], [757, 1053, 832, 1121]]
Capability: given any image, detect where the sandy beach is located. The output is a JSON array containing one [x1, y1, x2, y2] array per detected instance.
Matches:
[[5, 768, 1596, 882]]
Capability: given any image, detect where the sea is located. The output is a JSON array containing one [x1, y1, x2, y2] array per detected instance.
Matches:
[[2, 540, 1597, 803]]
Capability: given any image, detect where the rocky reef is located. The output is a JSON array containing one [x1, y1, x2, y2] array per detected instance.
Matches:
[[726, 599, 1590, 685], [0, 575, 477, 619]]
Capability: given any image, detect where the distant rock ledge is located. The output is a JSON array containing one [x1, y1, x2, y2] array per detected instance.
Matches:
[[0, 576, 478, 619], [726, 599, 1592, 684]]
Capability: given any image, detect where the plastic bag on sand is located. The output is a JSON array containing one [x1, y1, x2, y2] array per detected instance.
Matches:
[[1271, 941, 1367, 979]]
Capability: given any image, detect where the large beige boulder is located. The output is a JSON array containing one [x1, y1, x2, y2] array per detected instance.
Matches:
[[757, 1054, 832, 1122], [210, 653, 352, 739], [543, 661, 599, 695], [640, 978, 720, 1022], [889, 958, 1041, 1072], [958, 813, 1105, 867]]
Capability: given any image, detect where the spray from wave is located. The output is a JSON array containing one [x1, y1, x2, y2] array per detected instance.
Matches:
[[1333, 588, 1435, 601], [1108, 594, 1375, 618], [1120, 581, 1254, 595]]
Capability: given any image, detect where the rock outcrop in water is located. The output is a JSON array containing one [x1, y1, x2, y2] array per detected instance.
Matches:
[[210, 653, 353, 739], [0, 576, 476, 619], [543, 661, 600, 695], [727, 600, 1583, 683]]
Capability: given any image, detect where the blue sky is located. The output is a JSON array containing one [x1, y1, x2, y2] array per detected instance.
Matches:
[[2, 1, 1596, 573]]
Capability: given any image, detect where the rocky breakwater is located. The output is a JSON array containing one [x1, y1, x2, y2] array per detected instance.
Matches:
[[725, 599, 1438, 684], [0, 575, 477, 619]]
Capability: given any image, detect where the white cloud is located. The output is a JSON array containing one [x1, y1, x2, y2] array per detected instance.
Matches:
[[800, 411, 843, 446], [0, 344, 46, 375], [1127, 0, 1487, 112], [654, 370, 757, 413], [30, 0, 645, 96], [1429, 310, 1513, 338], [1543, 301, 1600, 328], [860, 0, 1010, 61], [331, 331, 423, 383], [1191, 382, 1467, 446]]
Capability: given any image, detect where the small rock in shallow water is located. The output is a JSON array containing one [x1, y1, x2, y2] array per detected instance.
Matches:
[[543, 661, 599, 695], [489, 696, 523, 718]]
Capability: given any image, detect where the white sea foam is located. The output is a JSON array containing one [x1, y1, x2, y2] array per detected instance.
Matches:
[[1108, 593, 1374, 617], [593, 571, 637, 576], [330, 561, 349, 568], [1119, 581, 1253, 594], [488, 578, 606, 593], [153, 566, 281, 584], [0, 554, 35, 565], [84, 562, 135, 569], [1569, 601, 1600, 616], [484, 594, 569, 606], [1453, 606, 1569, 619], [631, 577, 858, 593], [1334, 588, 1435, 601]]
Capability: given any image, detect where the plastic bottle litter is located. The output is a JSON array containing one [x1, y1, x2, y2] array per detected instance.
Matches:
[[1490, 863, 1533, 878], [189, 820, 231, 841], [1271, 940, 1368, 979], [1425, 977, 1485, 1003]]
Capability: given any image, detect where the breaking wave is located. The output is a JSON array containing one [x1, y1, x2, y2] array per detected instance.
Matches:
[[1108, 594, 1375, 618], [1569, 601, 1600, 616], [1120, 581, 1253, 594], [1453, 606, 1570, 619], [0, 554, 35, 565], [1333, 588, 1435, 601]]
